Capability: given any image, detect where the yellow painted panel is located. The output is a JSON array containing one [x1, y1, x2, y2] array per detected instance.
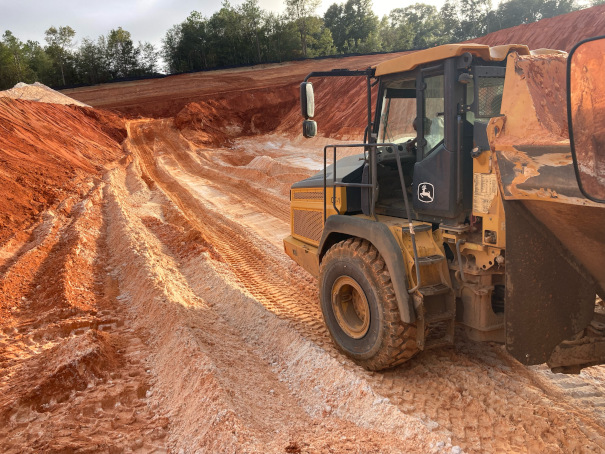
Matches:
[[283, 235, 319, 277], [374, 44, 530, 77]]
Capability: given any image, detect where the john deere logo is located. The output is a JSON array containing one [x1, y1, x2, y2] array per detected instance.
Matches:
[[418, 183, 434, 203]]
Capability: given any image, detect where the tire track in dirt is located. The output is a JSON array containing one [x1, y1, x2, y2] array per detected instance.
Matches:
[[129, 119, 291, 222], [127, 118, 605, 453], [0, 180, 168, 453], [127, 120, 329, 347], [0, 212, 66, 390], [0, 212, 61, 332], [104, 160, 445, 453]]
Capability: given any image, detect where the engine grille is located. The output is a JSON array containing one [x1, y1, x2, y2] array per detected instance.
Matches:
[[293, 191, 324, 200], [293, 209, 323, 243]]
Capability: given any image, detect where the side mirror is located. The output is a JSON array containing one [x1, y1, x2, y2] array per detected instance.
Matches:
[[568, 35, 605, 202], [300, 82, 315, 119], [302, 119, 317, 138]]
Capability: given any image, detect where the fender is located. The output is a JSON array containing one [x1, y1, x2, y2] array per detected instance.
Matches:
[[318, 215, 415, 324]]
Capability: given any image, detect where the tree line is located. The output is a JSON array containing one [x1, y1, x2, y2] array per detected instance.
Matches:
[[162, 0, 583, 72], [0, 0, 596, 90], [0, 26, 157, 89]]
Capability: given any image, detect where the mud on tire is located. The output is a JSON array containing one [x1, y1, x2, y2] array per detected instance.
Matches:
[[319, 238, 419, 371]]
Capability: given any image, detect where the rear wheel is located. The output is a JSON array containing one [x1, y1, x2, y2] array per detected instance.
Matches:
[[319, 238, 419, 370]]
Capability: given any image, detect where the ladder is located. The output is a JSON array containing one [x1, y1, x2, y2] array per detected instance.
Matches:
[[394, 147, 455, 351], [402, 225, 456, 351]]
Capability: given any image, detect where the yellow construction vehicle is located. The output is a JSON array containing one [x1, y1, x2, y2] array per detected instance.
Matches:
[[284, 38, 605, 373]]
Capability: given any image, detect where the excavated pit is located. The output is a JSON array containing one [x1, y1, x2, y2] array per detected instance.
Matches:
[[3, 8, 605, 452]]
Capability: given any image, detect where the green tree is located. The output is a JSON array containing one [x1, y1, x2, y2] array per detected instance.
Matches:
[[0, 41, 12, 88], [208, 1, 244, 66], [305, 16, 335, 56], [162, 5, 256, 73], [286, 0, 322, 57], [75, 36, 109, 84], [23, 40, 53, 84], [324, 0, 378, 53], [457, 0, 493, 40], [161, 24, 184, 73], [412, 4, 446, 47], [184, 11, 211, 69], [106, 27, 139, 78], [240, 0, 264, 63], [0, 31, 36, 87], [324, 3, 347, 51], [264, 13, 300, 61], [439, 0, 461, 43], [44, 25, 75, 86], [493, 0, 578, 30], [378, 9, 415, 51], [137, 42, 158, 74], [343, 0, 379, 50]]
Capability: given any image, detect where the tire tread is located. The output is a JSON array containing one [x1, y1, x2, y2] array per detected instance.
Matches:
[[320, 238, 419, 371]]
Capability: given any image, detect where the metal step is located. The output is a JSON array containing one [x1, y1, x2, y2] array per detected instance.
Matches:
[[416, 254, 445, 266], [418, 283, 451, 296]]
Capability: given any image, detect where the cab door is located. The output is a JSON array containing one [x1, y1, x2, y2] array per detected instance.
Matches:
[[412, 58, 471, 224]]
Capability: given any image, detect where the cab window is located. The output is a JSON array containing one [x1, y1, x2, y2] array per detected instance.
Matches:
[[378, 80, 416, 145], [422, 74, 445, 158]]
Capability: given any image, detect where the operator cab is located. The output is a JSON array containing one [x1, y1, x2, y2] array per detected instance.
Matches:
[[373, 53, 507, 226], [297, 45, 528, 230]]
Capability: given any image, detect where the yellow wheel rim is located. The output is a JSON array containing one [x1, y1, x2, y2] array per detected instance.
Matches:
[[331, 276, 370, 339]]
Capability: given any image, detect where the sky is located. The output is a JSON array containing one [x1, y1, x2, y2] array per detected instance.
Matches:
[[0, 0, 447, 51]]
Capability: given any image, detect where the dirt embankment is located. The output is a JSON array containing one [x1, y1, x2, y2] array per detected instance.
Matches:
[[63, 52, 393, 150], [63, 53, 402, 120], [0, 98, 126, 246], [174, 76, 373, 147], [470, 4, 605, 51], [62, 4, 605, 133], [60, 4, 605, 153], [174, 85, 299, 147]]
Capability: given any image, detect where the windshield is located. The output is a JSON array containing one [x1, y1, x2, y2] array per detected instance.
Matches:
[[378, 80, 416, 144]]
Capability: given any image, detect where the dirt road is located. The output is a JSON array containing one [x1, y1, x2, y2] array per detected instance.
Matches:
[[2, 106, 605, 452], [124, 118, 605, 453]]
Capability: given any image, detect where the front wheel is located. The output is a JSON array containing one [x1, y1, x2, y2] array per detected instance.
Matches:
[[319, 238, 419, 370]]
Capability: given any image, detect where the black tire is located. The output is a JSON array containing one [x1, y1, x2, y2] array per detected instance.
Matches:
[[319, 238, 419, 371]]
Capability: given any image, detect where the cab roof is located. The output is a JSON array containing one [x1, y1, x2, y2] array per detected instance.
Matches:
[[373, 44, 532, 77]]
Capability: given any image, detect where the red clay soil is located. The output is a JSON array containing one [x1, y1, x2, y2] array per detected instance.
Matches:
[[63, 53, 404, 120], [174, 84, 300, 147], [174, 76, 375, 147], [3, 8, 605, 453], [470, 4, 605, 51], [0, 98, 125, 246], [62, 5, 605, 149]]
